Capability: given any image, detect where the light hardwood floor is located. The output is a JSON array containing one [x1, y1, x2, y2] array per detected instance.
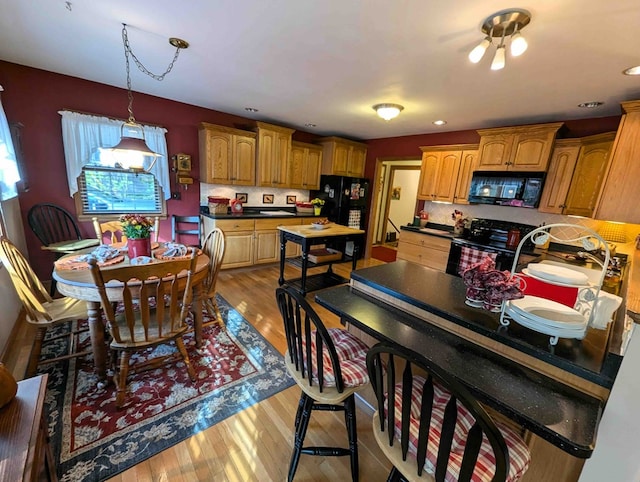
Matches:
[[4, 259, 392, 481]]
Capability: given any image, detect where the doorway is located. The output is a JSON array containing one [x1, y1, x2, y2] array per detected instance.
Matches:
[[370, 159, 421, 262]]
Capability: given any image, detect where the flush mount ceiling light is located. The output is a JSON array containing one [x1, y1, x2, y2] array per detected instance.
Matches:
[[373, 103, 404, 121], [433, 120, 447, 126], [110, 24, 189, 171], [623, 65, 640, 76], [468, 8, 531, 71]]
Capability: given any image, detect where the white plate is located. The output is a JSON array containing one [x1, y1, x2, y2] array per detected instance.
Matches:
[[521, 268, 591, 288], [526, 263, 590, 285], [130, 256, 153, 265], [311, 223, 330, 230], [504, 305, 587, 342], [507, 296, 587, 327]]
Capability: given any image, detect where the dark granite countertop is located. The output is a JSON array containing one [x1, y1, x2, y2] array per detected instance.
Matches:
[[400, 223, 456, 239], [315, 284, 602, 457], [200, 206, 316, 219], [347, 260, 621, 388]]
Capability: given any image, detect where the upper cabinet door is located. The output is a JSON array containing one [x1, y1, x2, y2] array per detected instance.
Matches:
[[477, 123, 563, 171], [417, 151, 440, 200], [476, 134, 512, 170], [596, 101, 640, 223], [510, 129, 558, 171], [432, 151, 462, 202], [564, 137, 614, 217], [233, 135, 256, 186], [538, 141, 581, 214], [288, 142, 323, 189], [453, 150, 478, 204], [319, 137, 368, 177], [255, 122, 294, 187]]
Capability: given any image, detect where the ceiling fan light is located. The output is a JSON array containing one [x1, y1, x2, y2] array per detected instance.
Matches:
[[373, 103, 404, 121], [469, 37, 491, 63], [491, 45, 506, 70], [510, 31, 528, 56]]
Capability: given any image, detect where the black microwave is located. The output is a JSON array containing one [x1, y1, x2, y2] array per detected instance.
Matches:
[[468, 171, 546, 208]]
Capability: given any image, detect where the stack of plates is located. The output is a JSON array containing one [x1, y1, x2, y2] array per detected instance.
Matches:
[[523, 263, 590, 286], [504, 295, 588, 343]]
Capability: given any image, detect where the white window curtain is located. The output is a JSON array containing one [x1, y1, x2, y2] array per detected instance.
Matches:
[[0, 86, 20, 201], [59, 110, 171, 200]]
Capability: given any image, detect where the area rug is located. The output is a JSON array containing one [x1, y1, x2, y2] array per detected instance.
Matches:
[[371, 244, 397, 263], [37, 294, 293, 482]]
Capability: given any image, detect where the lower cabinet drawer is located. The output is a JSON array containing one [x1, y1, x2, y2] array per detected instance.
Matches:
[[396, 241, 450, 271]]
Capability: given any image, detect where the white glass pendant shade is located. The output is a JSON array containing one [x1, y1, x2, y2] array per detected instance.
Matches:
[[491, 45, 506, 70], [468, 37, 491, 63], [510, 31, 528, 56]]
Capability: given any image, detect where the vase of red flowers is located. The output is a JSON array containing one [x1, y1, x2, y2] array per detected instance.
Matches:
[[451, 210, 468, 236], [121, 214, 154, 259]]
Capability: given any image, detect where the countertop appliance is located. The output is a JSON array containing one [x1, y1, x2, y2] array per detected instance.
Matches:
[[446, 218, 538, 276], [468, 171, 546, 208]]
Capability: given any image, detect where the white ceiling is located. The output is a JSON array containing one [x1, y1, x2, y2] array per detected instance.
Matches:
[[1, 0, 639, 140]]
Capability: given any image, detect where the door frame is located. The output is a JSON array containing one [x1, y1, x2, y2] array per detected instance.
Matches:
[[365, 156, 421, 258]]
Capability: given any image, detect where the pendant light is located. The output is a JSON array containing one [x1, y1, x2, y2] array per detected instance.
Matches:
[[110, 24, 189, 171]]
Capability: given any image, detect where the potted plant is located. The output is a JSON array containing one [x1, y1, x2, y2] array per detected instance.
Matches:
[[311, 198, 325, 216], [120, 214, 155, 258]]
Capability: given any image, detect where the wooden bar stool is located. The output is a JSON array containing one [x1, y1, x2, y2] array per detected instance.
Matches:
[[275, 285, 370, 481], [366, 342, 531, 482]]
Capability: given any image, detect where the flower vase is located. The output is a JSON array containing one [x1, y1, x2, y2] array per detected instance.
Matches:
[[128, 237, 151, 259], [453, 225, 464, 236], [314, 206, 322, 216]]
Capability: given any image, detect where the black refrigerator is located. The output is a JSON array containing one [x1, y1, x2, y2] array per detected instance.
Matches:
[[312, 175, 369, 229]]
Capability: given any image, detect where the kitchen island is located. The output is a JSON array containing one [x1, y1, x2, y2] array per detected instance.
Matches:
[[315, 260, 625, 481]]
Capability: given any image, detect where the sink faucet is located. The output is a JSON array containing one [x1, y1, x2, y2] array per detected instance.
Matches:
[[577, 251, 605, 268]]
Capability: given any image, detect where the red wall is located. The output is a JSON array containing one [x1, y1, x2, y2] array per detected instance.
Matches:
[[0, 60, 624, 279], [0, 61, 288, 277]]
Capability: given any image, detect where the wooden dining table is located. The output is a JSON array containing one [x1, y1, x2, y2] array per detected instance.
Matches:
[[53, 247, 210, 387]]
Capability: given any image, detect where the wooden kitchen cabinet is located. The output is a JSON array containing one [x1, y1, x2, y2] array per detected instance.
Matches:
[[318, 136, 367, 177], [418, 144, 478, 203], [205, 218, 256, 269], [476, 122, 563, 171], [396, 230, 451, 271], [288, 141, 323, 189], [254, 218, 302, 264], [255, 121, 295, 188], [539, 133, 615, 217], [596, 100, 640, 223], [538, 139, 581, 214], [199, 123, 256, 185]]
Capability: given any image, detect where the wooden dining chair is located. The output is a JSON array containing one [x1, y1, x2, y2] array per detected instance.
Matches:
[[366, 342, 531, 482], [171, 215, 202, 246], [275, 285, 370, 482], [88, 251, 198, 408], [201, 228, 226, 328], [92, 216, 161, 244], [0, 236, 91, 377], [27, 203, 100, 294]]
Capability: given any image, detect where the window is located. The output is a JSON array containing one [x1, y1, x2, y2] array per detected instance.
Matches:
[[0, 88, 20, 201], [59, 110, 170, 217], [78, 166, 162, 215]]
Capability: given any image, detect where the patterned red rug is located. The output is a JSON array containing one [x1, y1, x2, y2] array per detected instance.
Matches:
[[37, 295, 293, 482]]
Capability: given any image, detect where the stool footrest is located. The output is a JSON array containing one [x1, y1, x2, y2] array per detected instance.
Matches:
[[301, 446, 351, 457], [313, 403, 346, 412]]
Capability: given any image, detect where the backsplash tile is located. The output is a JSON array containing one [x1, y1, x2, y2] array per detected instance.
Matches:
[[422, 201, 640, 254], [201, 183, 310, 207]]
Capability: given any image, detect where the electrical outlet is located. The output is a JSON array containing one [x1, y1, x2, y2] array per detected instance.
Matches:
[[171, 192, 181, 200]]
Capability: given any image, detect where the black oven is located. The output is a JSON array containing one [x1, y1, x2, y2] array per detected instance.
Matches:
[[446, 218, 539, 276], [446, 238, 517, 276]]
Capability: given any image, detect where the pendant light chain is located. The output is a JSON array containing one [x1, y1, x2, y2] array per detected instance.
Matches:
[[121, 24, 186, 123]]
